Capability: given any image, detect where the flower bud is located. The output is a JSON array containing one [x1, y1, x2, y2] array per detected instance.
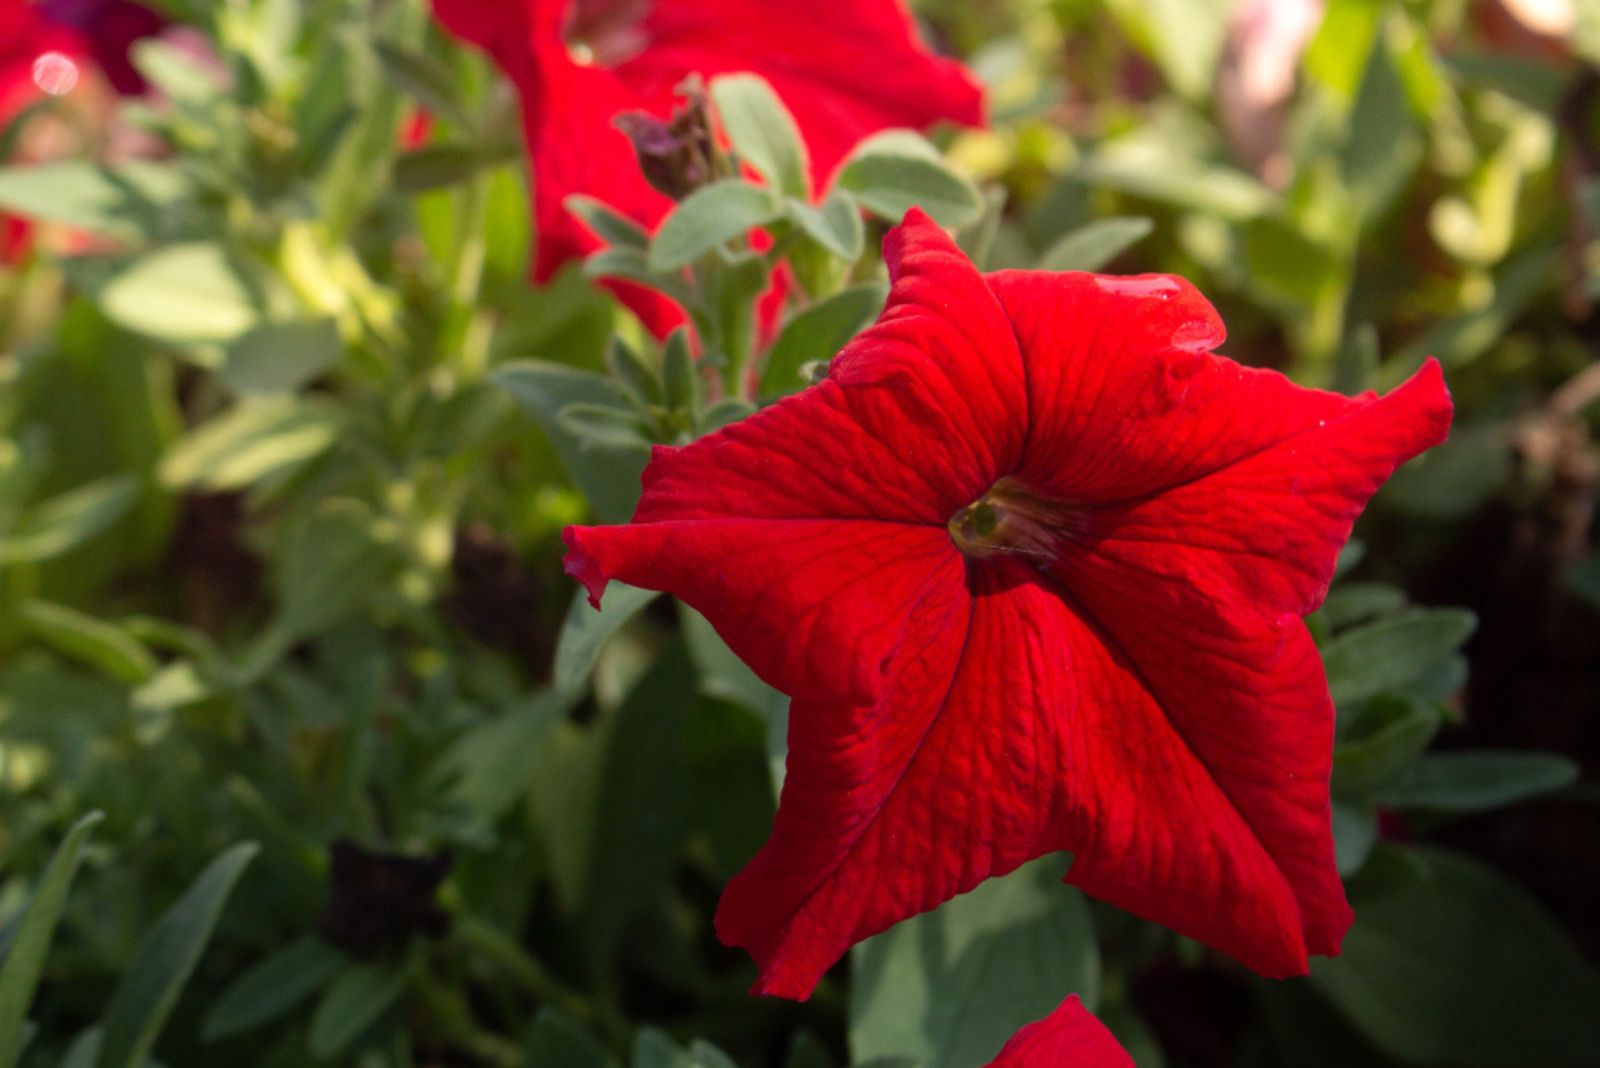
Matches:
[[614, 80, 730, 200]]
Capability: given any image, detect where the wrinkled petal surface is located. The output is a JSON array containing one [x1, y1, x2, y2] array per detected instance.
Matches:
[[564, 212, 1454, 999], [985, 996, 1133, 1068]]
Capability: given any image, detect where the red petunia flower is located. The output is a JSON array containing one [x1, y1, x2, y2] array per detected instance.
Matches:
[[564, 210, 1452, 998], [985, 996, 1132, 1068], [429, 0, 983, 327]]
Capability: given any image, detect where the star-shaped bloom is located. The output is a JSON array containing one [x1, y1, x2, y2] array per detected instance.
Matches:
[[430, 0, 983, 325], [985, 996, 1132, 1068], [564, 211, 1453, 998]]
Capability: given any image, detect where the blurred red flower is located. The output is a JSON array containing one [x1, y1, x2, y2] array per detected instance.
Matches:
[[0, 0, 162, 263], [429, 0, 983, 327], [38, 0, 165, 93], [0, 0, 86, 262], [985, 996, 1132, 1068], [565, 210, 1454, 998]]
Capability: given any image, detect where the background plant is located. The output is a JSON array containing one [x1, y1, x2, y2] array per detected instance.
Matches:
[[1, 0, 1598, 1065]]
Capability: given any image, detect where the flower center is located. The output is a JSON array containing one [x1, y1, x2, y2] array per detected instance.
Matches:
[[947, 477, 1076, 565], [564, 0, 650, 67]]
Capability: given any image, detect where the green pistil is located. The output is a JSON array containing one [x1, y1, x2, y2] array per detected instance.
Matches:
[[947, 479, 1073, 564]]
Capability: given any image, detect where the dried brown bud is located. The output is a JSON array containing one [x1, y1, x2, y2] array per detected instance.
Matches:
[[614, 79, 730, 200]]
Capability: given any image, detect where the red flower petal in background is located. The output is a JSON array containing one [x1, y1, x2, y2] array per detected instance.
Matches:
[[985, 996, 1133, 1068], [39, 0, 166, 94], [1, 0, 88, 264], [565, 211, 1453, 999], [429, 0, 983, 329], [1, 0, 162, 264], [1, 0, 85, 124]]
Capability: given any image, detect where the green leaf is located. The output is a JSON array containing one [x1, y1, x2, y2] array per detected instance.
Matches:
[[202, 936, 346, 1041], [1075, 149, 1275, 220], [130, 38, 215, 106], [430, 694, 566, 821], [532, 647, 698, 967], [788, 191, 865, 262], [275, 500, 393, 641], [0, 475, 139, 566], [219, 318, 342, 397], [711, 74, 810, 198], [1342, 33, 1422, 223], [1304, 0, 1384, 103], [553, 584, 660, 699], [649, 180, 783, 271], [661, 328, 697, 417], [97, 842, 258, 1068], [0, 161, 188, 243], [783, 1031, 836, 1068], [307, 962, 407, 1060], [556, 403, 653, 451], [493, 360, 651, 523], [1038, 216, 1155, 271], [1101, 0, 1231, 102], [393, 144, 489, 193], [1240, 216, 1343, 312], [1321, 609, 1477, 705], [1384, 245, 1559, 383], [837, 135, 983, 228], [372, 41, 467, 127], [525, 1007, 618, 1068], [1373, 752, 1580, 813], [686, 696, 777, 881], [1321, 582, 1407, 632], [567, 196, 650, 250], [681, 606, 788, 793], [1332, 697, 1443, 799], [1311, 848, 1600, 1064], [606, 336, 663, 405], [158, 397, 340, 492], [760, 284, 886, 399], [58, 1028, 104, 1068], [583, 246, 696, 307], [18, 601, 158, 685], [698, 398, 755, 433], [1331, 801, 1378, 877], [99, 244, 294, 344], [1378, 424, 1512, 522], [0, 812, 102, 1068], [632, 1030, 739, 1068], [850, 856, 1099, 1068]]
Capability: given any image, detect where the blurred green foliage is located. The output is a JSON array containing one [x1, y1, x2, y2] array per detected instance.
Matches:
[[1, 0, 1598, 1065]]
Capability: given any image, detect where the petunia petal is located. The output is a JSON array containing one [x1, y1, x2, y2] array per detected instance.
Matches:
[[565, 519, 963, 707], [429, 0, 681, 331], [628, 210, 1026, 528], [618, 0, 984, 182], [985, 995, 1133, 1068], [563, 214, 1456, 1001], [718, 557, 1320, 997], [1040, 361, 1450, 964], [990, 269, 1379, 506], [1067, 359, 1453, 625]]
